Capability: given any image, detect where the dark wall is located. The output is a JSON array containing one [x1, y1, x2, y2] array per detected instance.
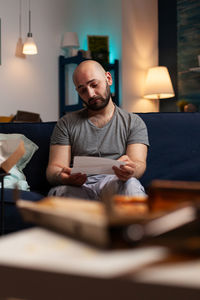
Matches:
[[158, 0, 178, 112]]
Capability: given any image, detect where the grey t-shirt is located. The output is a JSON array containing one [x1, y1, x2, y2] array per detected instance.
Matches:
[[51, 106, 149, 162]]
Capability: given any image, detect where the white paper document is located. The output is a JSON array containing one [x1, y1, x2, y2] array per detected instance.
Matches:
[[71, 156, 125, 175]]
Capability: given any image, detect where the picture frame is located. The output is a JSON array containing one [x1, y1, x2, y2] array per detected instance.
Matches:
[[87, 35, 109, 65]]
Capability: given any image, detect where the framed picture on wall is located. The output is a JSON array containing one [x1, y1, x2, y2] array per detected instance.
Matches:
[[87, 35, 109, 65]]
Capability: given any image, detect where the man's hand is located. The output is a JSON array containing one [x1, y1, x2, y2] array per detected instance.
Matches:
[[112, 155, 136, 181], [60, 167, 87, 186]]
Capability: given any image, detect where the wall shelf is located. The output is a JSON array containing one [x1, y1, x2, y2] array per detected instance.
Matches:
[[189, 67, 200, 72]]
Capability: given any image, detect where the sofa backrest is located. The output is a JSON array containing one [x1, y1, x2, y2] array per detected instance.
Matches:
[[0, 112, 200, 195], [0, 122, 56, 195], [138, 112, 200, 188]]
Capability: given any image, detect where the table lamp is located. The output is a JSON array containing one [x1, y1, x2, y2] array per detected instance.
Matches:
[[61, 32, 79, 57], [143, 66, 175, 109]]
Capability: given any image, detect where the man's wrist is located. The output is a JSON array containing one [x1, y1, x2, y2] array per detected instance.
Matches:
[[53, 168, 63, 185]]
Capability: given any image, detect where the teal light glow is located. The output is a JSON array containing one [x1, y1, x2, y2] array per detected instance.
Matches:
[[109, 52, 115, 64]]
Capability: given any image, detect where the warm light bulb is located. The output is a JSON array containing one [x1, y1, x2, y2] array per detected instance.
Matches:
[[23, 35, 38, 55]]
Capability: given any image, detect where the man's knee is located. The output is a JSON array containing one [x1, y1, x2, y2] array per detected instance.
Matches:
[[48, 184, 98, 200], [119, 177, 146, 196]]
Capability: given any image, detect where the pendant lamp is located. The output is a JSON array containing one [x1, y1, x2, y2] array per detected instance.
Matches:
[[23, 0, 38, 55]]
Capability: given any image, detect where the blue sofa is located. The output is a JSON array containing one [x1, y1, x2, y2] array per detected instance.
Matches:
[[1, 112, 200, 233]]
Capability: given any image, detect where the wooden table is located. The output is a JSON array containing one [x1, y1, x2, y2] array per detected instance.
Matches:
[[0, 227, 200, 300]]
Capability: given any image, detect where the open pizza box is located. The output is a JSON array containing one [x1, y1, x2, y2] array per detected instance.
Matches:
[[17, 180, 200, 250]]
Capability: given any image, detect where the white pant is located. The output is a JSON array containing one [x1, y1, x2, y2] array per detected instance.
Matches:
[[48, 175, 146, 200]]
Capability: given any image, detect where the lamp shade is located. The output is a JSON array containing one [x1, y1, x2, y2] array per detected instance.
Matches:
[[23, 36, 38, 55], [144, 66, 175, 99], [61, 32, 79, 49]]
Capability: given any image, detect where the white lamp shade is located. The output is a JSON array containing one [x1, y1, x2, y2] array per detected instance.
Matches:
[[61, 32, 79, 49], [144, 66, 175, 99], [23, 37, 38, 55]]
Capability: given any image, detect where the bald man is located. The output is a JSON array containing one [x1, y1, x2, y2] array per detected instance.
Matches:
[[46, 60, 149, 200]]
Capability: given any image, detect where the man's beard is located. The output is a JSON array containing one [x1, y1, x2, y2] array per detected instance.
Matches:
[[81, 83, 111, 111]]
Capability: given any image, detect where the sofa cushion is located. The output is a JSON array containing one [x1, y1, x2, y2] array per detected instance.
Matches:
[[1, 188, 44, 234], [138, 112, 200, 188]]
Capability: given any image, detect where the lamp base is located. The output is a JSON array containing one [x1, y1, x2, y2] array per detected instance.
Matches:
[[155, 99, 160, 112]]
